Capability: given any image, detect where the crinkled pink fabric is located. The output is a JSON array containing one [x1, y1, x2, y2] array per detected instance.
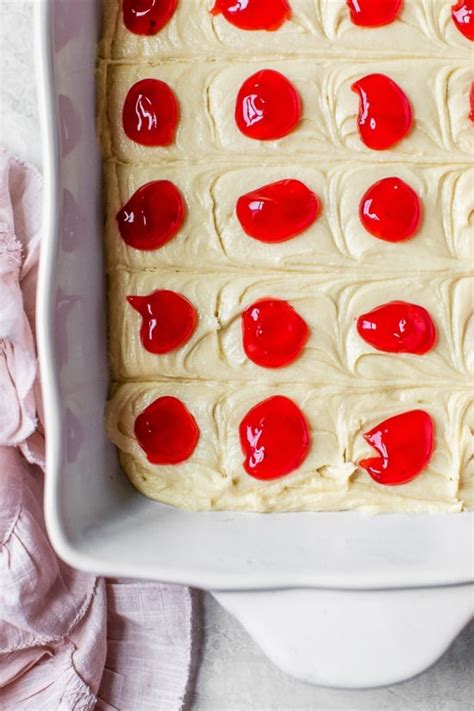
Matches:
[[0, 150, 195, 710]]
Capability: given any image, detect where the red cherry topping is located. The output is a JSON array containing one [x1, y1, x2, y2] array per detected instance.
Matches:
[[210, 0, 291, 31], [235, 69, 301, 140], [116, 180, 185, 251], [239, 395, 310, 480], [236, 179, 320, 243], [123, 0, 178, 35], [357, 301, 437, 355], [470, 82, 474, 122], [127, 289, 197, 354], [346, 0, 402, 27], [359, 177, 421, 242], [351, 74, 413, 150], [451, 0, 474, 40], [359, 410, 434, 485], [242, 299, 309, 368], [122, 78, 178, 146], [135, 396, 199, 464]]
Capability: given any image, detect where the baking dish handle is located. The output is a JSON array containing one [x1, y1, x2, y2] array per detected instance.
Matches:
[[213, 585, 473, 688]]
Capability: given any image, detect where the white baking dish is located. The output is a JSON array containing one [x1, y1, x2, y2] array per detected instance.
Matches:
[[35, 0, 473, 686], [35, 0, 474, 591]]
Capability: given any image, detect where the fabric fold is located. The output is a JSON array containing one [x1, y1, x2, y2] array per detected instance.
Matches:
[[0, 149, 194, 709]]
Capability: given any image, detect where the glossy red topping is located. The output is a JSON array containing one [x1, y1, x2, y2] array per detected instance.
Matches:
[[470, 82, 474, 122], [128, 290, 197, 354], [359, 177, 421, 242], [210, 0, 291, 31], [351, 74, 413, 150], [123, 0, 178, 35], [122, 78, 178, 146], [452, 0, 474, 40], [242, 299, 309, 368], [359, 410, 434, 485], [239, 395, 310, 479], [135, 396, 199, 464], [357, 301, 437, 355], [236, 179, 320, 243], [346, 0, 402, 27], [235, 69, 301, 140], [116, 180, 185, 251]]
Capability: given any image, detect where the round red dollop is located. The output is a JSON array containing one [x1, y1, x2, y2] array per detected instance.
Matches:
[[351, 73, 413, 150], [116, 180, 185, 251], [127, 289, 197, 354], [122, 0, 178, 35], [236, 179, 320, 243], [357, 301, 437, 355], [452, 0, 474, 40], [122, 78, 178, 146], [239, 395, 310, 480], [135, 396, 200, 465], [346, 0, 402, 27], [242, 299, 309, 368], [210, 0, 291, 30], [235, 69, 301, 141], [359, 177, 421, 242], [359, 409, 434, 485]]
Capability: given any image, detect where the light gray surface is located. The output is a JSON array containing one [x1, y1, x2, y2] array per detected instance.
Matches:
[[0, 0, 42, 167], [2, 2, 472, 709], [193, 595, 473, 711]]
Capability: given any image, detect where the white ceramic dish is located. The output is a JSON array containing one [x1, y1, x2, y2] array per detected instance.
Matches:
[[35, 0, 473, 687]]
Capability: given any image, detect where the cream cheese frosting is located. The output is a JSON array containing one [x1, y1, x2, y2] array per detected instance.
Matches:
[[99, 0, 473, 60], [99, 59, 473, 165], [105, 381, 472, 512], [104, 161, 473, 273], [108, 267, 473, 386], [101, 0, 473, 513]]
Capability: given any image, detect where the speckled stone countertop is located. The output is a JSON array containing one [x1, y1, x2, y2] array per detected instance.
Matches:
[[2, 2, 472, 708]]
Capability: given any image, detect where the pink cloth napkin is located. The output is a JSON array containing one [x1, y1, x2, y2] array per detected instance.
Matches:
[[0, 149, 196, 710]]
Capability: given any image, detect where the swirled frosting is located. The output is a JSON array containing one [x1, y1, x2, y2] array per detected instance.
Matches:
[[100, 0, 472, 60], [105, 382, 473, 512], [99, 59, 473, 164], [101, 0, 473, 512], [108, 268, 473, 386], [105, 162, 473, 272]]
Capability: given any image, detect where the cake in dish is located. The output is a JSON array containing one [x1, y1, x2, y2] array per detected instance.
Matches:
[[100, 0, 473, 512]]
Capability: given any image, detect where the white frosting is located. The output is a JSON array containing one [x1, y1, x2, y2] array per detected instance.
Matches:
[[108, 267, 473, 386], [105, 382, 472, 512], [99, 59, 473, 164], [105, 161, 473, 272], [101, 0, 474, 512], [100, 0, 473, 60]]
